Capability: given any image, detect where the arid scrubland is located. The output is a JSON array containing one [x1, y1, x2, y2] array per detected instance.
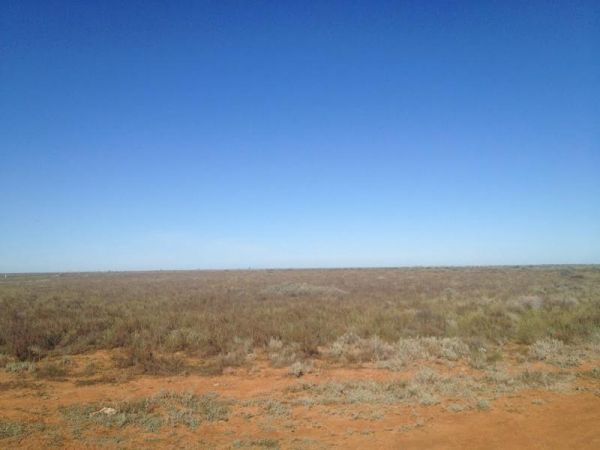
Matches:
[[2, 266, 600, 367], [1, 266, 599, 448]]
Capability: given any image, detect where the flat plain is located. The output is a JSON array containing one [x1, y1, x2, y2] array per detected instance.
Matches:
[[1, 266, 599, 449]]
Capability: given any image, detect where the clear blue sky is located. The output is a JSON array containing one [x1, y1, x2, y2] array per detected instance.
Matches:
[[1, 1, 599, 272]]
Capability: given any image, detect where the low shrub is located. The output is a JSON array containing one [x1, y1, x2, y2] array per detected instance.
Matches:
[[288, 360, 313, 377]]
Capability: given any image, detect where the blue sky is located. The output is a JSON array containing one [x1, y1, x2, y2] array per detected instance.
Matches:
[[1, 1, 599, 272]]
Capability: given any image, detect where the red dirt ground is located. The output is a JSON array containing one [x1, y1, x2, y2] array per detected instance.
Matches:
[[1, 352, 599, 449]]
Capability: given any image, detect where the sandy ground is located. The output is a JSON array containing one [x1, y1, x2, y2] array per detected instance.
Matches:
[[1, 352, 599, 449]]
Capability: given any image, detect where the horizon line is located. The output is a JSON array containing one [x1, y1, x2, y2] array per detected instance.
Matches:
[[2, 262, 599, 276]]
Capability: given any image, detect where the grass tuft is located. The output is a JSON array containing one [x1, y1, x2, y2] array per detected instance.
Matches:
[[0, 420, 27, 440], [60, 391, 229, 433]]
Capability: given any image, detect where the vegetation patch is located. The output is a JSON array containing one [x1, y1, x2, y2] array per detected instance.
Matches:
[[262, 283, 347, 297], [34, 361, 69, 379], [288, 360, 313, 377], [485, 368, 574, 393], [232, 438, 280, 449], [0, 353, 13, 369], [60, 391, 230, 433], [528, 338, 583, 367], [1, 267, 599, 364], [4, 361, 35, 374], [286, 365, 575, 409], [0, 420, 28, 440], [326, 333, 470, 368], [267, 338, 301, 367], [580, 367, 600, 379], [112, 339, 186, 375], [221, 337, 254, 367], [286, 368, 479, 408]]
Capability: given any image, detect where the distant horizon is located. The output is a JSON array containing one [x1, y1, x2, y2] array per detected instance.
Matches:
[[3, 262, 600, 276], [2, 1, 598, 273]]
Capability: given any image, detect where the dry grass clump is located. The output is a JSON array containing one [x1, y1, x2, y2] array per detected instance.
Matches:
[[508, 295, 544, 311], [483, 368, 518, 393], [34, 360, 69, 379], [326, 332, 395, 364], [517, 370, 574, 390], [407, 368, 479, 406], [528, 338, 582, 367], [544, 296, 579, 309], [287, 368, 480, 408], [232, 438, 280, 448], [0, 353, 13, 369], [113, 340, 186, 375], [508, 295, 580, 313], [476, 399, 490, 410], [238, 397, 292, 422], [288, 360, 313, 377], [267, 338, 300, 367], [384, 337, 470, 369], [466, 339, 504, 369], [221, 337, 254, 367], [581, 367, 600, 379], [4, 361, 35, 374], [285, 365, 575, 410], [60, 391, 229, 432], [287, 379, 410, 406], [262, 283, 347, 297], [0, 420, 28, 440], [4, 357, 74, 379], [164, 328, 207, 353], [484, 367, 574, 393], [326, 333, 470, 369], [262, 399, 292, 418]]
